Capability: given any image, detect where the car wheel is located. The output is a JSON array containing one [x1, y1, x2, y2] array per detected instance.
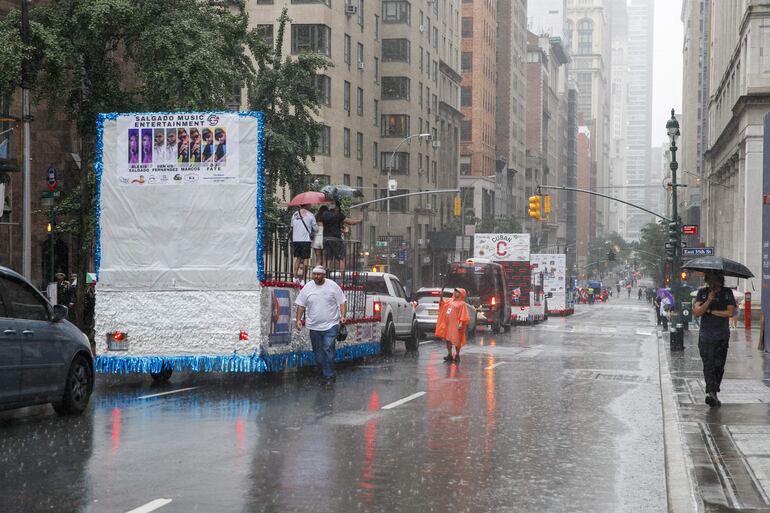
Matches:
[[405, 320, 419, 352], [52, 355, 93, 416], [380, 319, 396, 356], [151, 367, 174, 383]]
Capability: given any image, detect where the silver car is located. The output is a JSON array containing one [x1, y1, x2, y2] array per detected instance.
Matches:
[[413, 287, 477, 340], [0, 266, 94, 415]]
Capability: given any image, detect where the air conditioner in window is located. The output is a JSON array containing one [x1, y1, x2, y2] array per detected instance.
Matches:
[[431, 140, 441, 148], [345, 4, 358, 15], [357, 61, 365, 70], [417, 238, 427, 247], [419, 25, 425, 32]]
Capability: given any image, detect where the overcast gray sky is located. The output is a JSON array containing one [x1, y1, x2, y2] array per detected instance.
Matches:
[[651, 0, 683, 146]]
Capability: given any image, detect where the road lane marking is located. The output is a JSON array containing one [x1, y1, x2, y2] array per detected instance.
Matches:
[[485, 362, 508, 370], [381, 391, 426, 410], [137, 387, 199, 400], [126, 498, 172, 513]]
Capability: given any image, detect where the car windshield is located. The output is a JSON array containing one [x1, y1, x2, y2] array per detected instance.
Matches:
[[364, 276, 390, 295]]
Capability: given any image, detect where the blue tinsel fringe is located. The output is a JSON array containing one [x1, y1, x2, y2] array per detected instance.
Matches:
[[95, 342, 381, 375]]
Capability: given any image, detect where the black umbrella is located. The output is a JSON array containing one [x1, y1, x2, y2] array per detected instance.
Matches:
[[320, 185, 364, 200], [681, 256, 754, 279]]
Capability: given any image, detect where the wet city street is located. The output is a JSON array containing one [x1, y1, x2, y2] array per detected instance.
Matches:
[[1, 297, 668, 513]]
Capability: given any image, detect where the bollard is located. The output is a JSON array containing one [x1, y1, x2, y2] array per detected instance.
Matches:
[[745, 292, 752, 330]]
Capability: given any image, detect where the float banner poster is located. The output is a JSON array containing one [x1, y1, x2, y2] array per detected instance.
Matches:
[[762, 112, 770, 346], [473, 233, 530, 262], [97, 112, 261, 291], [531, 254, 567, 310]]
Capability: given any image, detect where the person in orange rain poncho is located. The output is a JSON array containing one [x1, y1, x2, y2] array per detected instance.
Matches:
[[434, 288, 470, 363]]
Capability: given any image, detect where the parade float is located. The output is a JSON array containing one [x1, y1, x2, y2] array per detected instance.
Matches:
[[530, 253, 574, 316], [93, 111, 380, 379]]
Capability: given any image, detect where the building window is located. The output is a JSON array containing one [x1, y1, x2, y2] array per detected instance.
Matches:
[[356, 132, 364, 160], [357, 42, 364, 69], [577, 72, 592, 118], [315, 74, 331, 107], [381, 188, 409, 211], [461, 187, 474, 208], [357, 0, 365, 27], [344, 128, 351, 157], [356, 87, 364, 116], [256, 0, 273, 3], [344, 34, 351, 67], [383, 1, 410, 24], [291, 0, 330, 4], [256, 25, 274, 47], [315, 125, 331, 156], [460, 155, 470, 175], [460, 120, 471, 141], [373, 99, 379, 125], [374, 56, 379, 82], [381, 114, 410, 137], [577, 19, 593, 54], [373, 142, 378, 167], [460, 86, 472, 107], [382, 39, 410, 62], [461, 17, 472, 37], [344, 81, 351, 113], [382, 76, 410, 100], [375, 14, 380, 39], [382, 152, 410, 174], [291, 24, 331, 56]]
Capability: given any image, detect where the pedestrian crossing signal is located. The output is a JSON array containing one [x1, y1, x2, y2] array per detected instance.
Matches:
[[680, 271, 687, 281], [454, 196, 462, 217], [528, 195, 541, 220], [543, 194, 551, 215]]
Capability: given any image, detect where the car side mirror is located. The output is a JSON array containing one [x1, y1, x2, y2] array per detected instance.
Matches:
[[52, 304, 68, 322]]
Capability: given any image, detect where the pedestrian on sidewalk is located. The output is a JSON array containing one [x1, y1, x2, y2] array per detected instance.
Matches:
[[693, 271, 736, 407], [660, 293, 671, 331], [295, 266, 347, 385], [435, 288, 470, 363]]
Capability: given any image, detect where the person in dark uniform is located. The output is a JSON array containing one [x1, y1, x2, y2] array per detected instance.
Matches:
[[693, 271, 736, 407]]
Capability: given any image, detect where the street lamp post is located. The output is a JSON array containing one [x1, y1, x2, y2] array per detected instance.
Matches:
[[386, 133, 432, 274], [666, 109, 684, 351]]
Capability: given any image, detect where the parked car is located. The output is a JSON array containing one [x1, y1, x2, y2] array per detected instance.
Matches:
[[413, 287, 477, 340], [0, 266, 94, 415], [359, 272, 418, 355]]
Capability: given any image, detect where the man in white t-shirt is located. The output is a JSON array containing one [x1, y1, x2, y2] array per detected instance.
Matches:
[[295, 266, 347, 383], [291, 205, 318, 283]]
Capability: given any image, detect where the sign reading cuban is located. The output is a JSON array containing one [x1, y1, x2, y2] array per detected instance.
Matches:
[[683, 247, 714, 257], [116, 113, 240, 186], [473, 233, 530, 262]]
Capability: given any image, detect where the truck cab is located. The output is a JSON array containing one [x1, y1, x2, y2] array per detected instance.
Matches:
[[360, 272, 418, 354]]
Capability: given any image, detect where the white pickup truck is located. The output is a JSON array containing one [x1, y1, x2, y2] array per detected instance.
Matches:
[[360, 272, 418, 355]]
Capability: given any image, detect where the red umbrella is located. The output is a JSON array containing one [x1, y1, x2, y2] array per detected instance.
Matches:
[[288, 191, 331, 207]]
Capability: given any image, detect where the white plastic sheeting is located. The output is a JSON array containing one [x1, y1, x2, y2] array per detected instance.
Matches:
[[97, 113, 259, 291]]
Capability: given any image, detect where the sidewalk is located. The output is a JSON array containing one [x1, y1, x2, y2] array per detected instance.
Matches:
[[661, 323, 770, 512]]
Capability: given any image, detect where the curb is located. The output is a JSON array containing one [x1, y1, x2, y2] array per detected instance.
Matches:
[[658, 329, 702, 513]]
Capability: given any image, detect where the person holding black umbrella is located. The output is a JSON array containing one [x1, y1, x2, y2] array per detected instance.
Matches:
[[693, 271, 736, 407]]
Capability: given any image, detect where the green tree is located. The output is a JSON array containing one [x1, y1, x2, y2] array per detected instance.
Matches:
[[586, 232, 629, 277], [247, 8, 328, 200], [638, 221, 666, 285], [476, 216, 522, 234]]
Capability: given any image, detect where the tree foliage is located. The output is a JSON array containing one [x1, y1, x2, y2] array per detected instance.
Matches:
[[247, 8, 328, 199], [638, 221, 666, 286]]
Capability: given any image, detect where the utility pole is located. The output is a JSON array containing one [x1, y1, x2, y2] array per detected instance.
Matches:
[[666, 109, 684, 351], [20, 0, 32, 279]]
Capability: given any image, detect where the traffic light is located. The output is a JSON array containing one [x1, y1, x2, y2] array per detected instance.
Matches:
[[543, 194, 551, 215], [46, 223, 52, 233], [528, 195, 541, 220], [607, 250, 616, 262], [680, 270, 688, 281], [668, 222, 679, 240]]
